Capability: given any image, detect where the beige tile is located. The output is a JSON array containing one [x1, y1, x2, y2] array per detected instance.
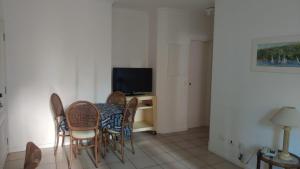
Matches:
[[68, 158, 84, 169], [186, 147, 210, 157], [6, 152, 25, 161], [175, 141, 198, 149], [125, 147, 148, 159], [56, 161, 69, 169], [197, 153, 225, 165], [40, 153, 56, 164], [108, 161, 136, 169], [168, 149, 194, 161], [160, 162, 188, 169], [4, 127, 242, 169], [179, 157, 207, 169], [144, 166, 163, 169], [150, 153, 176, 164], [141, 146, 166, 156], [159, 144, 182, 153], [129, 156, 157, 169], [103, 151, 125, 164], [77, 151, 99, 169], [4, 159, 24, 169], [212, 162, 242, 169], [36, 163, 56, 169]]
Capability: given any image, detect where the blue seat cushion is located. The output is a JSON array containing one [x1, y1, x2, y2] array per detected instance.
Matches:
[[58, 117, 69, 132]]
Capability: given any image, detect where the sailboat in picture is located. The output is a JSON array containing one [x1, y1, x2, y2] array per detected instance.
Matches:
[[282, 56, 288, 64], [254, 37, 300, 73], [271, 56, 274, 64], [278, 55, 281, 64]]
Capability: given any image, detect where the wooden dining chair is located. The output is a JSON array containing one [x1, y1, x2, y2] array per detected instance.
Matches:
[[66, 101, 100, 168], [50, 93, 69, 155], [24, 142, 42, 169], [106, 91, 126, 107], [107, 97, 138, 162]]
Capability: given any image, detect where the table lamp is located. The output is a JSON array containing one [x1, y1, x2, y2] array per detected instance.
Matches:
[[271, 106, 300, 160]]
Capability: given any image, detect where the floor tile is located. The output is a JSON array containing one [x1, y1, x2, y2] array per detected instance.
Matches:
[[4, 127, 241, 169], [160, 162, 188, 169], [6, 152, 25, 161], [4, 159, 23, 169], [179, 157, 207, 169], [197, 153, 225, 165], [211, 162, 242, 169], [143, 166, 163, 169], [130, 156, 157, 169], [150, 153, 176, 164], [108, 161, 136, 169]]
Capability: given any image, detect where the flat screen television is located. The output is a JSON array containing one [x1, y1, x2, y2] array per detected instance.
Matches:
[[112, 68, 152, 95]]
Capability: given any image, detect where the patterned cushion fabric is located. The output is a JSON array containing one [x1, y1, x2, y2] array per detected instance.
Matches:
[[58, 117, 69, 132], [95, 103, 132, 138]]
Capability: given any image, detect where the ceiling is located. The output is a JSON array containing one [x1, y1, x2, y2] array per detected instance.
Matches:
[[113, 0, 215, 11]]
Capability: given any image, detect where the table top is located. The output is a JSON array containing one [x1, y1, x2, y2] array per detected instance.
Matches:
[[258, 150, 300, 168]]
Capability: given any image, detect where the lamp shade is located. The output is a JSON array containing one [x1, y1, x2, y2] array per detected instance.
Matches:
[[271, 107, 300, 127]]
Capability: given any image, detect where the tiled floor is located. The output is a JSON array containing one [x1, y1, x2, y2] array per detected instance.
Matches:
[[4, 127, 242, 169]]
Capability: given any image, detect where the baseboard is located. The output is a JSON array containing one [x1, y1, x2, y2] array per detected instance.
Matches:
[[208, 145, 245, 169], [9, 140, 71, 153], [157, 126, 188, 134]]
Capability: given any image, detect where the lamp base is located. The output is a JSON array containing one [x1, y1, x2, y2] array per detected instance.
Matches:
[[279, 152, 292, 161]]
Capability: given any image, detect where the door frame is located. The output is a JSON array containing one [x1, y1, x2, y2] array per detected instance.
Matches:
[[184, 35, 213, 128], [0, 19, 8, 169]]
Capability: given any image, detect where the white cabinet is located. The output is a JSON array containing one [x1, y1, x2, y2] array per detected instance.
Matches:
[[126, 95, 157, 133]]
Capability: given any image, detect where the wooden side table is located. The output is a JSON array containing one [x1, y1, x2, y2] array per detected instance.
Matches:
[[257, 150, 300, 169]]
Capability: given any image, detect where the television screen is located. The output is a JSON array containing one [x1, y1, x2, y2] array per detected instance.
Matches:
[[112, 68, 152, 95]]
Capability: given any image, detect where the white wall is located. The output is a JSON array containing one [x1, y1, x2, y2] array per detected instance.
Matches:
[[3, 0, 112, 152], [209, 0, 300, 168], [112, 8, 149, 67], [0, 0, 8, 167], [156, 8, 213, 133], [148, 9, 158, 94]]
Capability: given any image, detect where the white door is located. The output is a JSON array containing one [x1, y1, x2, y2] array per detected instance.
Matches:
[[188, 40, 211, 128], [0, 20, 8, 168]]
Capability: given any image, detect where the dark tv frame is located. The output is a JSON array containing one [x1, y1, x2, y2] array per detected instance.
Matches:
[[112, 67, 152, 96]]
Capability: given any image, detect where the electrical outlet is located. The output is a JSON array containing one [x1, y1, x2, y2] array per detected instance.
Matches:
[[238, 143, 256, 164]]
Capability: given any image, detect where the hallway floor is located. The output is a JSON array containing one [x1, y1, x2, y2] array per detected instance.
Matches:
[[4, 127, 242, 169]]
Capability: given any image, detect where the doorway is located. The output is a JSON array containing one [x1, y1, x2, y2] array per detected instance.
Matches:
[[187, 40, 212, 128]]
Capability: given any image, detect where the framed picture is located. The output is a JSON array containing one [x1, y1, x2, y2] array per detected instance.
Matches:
[[252, 35, 300, 73]]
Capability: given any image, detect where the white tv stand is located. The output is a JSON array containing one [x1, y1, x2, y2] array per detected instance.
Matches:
[[126, 95, 157, 134]]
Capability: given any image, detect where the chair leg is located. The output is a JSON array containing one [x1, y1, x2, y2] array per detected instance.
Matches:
[[95, 135, 98, 167], [54, 131, 59, 155], [74, 140, 78, 158], [106, 132, 110, 152], [61, 131, 65, 147], [98, 133, 101, 155], [113, 134, 117, 151], [77, 140, 81, 155], [69, 138, 73, 169], [121, 135, 125, 163], [130, 134, 135, 154], [102, 133, 106, 157]]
